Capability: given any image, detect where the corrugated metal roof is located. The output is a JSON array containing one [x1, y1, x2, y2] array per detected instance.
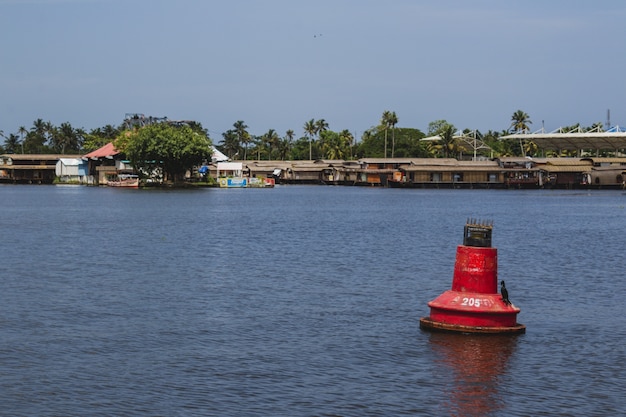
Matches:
[[501, 167, 540, 172], [291, 166, 327, 172], [410, 158, 460, 166], [541, 165, 591, 172], [585, 166, 626, 172], [581, 157, 626, 164], [59, 158, 83, 166], [1, 164, 56, 170], [361, 158, 416, 164], [501, 131, 626, 151], [545, 159, 592, 166], [404, 165, 502, 172], [358, 169, 397, 174], [83, 142, 120, 159], [2, 154, 79, 160]]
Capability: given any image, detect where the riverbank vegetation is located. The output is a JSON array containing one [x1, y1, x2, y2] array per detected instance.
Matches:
[[1, 110, 605, 160]]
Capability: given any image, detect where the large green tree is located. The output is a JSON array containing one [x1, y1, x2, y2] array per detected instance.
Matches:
[[115, 123, 212, 183]]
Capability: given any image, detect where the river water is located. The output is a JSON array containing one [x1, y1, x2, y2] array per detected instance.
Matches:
[[1, 184, 625, 416]]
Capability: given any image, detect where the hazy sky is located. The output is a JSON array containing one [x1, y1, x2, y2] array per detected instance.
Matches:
[[2, 0, 625, 142]]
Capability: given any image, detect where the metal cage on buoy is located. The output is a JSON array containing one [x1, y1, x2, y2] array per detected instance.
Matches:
[[420, 219, 525, 334]]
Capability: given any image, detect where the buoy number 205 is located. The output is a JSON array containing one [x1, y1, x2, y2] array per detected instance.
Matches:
[[460, 297, 492, 308]]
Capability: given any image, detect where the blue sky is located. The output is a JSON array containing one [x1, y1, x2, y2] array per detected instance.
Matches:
[[1, 0, 625, 142]]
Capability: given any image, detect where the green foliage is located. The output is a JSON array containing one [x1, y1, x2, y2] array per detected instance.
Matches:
[[355, 127, 426, 158], [427, 120, 450, 136], [427, 122, 458, 158], [83, 125, 120, 152], [115, 123, 213, 183], [49, 122, 84, 154], [2, 133, 21, 153], [2, 108, 605, 160], [319, 130, 345, 160], [510, 110, 532, 133], [290, 137, 311, 160]]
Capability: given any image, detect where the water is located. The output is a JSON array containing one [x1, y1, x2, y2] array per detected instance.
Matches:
[[1, 185, 625, 416]]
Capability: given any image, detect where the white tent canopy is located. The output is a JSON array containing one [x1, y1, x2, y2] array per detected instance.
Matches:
[[501, 126, 626, 151]]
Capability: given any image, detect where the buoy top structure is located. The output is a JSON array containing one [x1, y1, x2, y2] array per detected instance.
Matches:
[[420, 219, 525, 334]]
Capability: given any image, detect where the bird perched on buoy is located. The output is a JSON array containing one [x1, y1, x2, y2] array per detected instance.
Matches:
[[501, 280, 511, 305]]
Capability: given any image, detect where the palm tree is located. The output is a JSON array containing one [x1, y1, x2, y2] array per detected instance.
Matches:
[[389, 111, 398, 157], [44, 121, 54, 146], [380, 110, 392, 158], [233, 120, 250, 160], [32, 118, 46, 136], [101, 124, 119, 140], [18, 126, 27, 153], [589, 122, 604, 132], [221, 129, 239, 158], [277, 138, 291, 160], [280, 130, 295, 160], [524, 140, 538, 157], [320, 131, 343, 160], [428, 124, 457, 158], [510, 110, 532, 133], [339, 129, 354, 159], [52, 122, 78, 154], [285, 129, 295, 144], [24, 118, 49, 153], [315, 119, 329, 137], [3, 133, 21, 154], [304, 119, 316, 160], [252, 135, 264, 160], [263, 129, 279, 160]]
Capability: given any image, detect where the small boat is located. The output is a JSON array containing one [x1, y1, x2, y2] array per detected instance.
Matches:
[[107, 174, 139, 188]]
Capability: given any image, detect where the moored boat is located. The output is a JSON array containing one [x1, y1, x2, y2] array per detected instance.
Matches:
[[107, 174, 139, 188]]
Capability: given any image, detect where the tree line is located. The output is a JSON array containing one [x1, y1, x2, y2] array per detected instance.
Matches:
[[0, 110, 608, 159], [0, 119, 120, 155]]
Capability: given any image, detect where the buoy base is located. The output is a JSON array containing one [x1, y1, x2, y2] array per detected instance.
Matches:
[[419, 317, 526, 334]]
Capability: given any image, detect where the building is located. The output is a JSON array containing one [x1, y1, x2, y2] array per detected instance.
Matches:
[[0, 154, 81, 184], [55, 158, 90, 184]]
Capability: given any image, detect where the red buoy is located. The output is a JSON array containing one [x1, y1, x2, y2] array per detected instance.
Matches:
[[420, 220, 525, 334]]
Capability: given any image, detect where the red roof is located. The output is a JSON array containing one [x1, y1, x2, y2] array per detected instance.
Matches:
[[83, 142, 120, 159]]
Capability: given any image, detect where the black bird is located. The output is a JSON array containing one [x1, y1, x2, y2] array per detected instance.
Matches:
[[501, 280, 511, 305]]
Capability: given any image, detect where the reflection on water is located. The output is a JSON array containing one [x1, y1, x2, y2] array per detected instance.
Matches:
[[428, 332, 520, 417]]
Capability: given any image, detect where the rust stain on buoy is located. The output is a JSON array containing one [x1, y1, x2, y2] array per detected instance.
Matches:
[[420, 219, 525, 334]]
